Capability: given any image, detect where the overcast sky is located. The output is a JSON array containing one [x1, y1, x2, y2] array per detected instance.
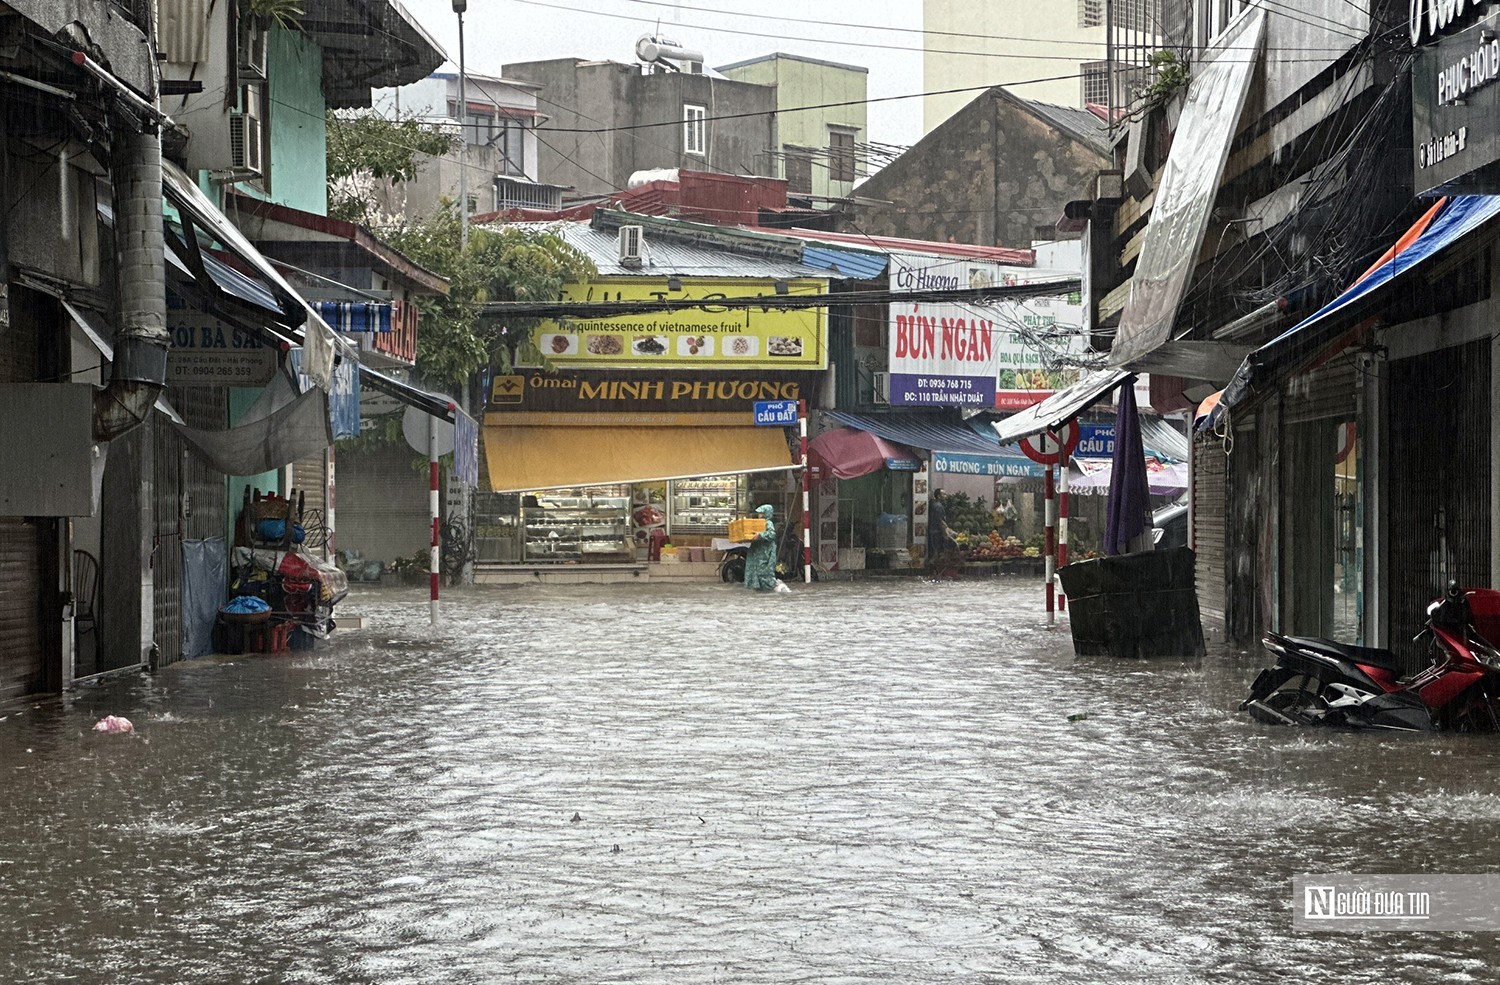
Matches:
[[399, 0, 926, 146]]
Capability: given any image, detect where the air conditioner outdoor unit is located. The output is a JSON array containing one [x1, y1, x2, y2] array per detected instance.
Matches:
[[239, 22, 268, 81], [618, 225, 644, 267], [871, 371, 891, 404], [229, 111, 263, 175]]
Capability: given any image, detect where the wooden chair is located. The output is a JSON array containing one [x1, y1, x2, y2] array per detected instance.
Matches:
[[73, 549, 99, 645]]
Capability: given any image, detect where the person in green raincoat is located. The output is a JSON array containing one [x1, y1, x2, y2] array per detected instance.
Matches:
[[743, 504, 778, 590]]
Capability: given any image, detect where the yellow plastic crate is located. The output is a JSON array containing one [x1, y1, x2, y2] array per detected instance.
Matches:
[[728, 517, 767, 541]]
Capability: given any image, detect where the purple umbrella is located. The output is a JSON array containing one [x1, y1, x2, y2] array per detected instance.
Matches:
[[1104, 377, 1152, 554]]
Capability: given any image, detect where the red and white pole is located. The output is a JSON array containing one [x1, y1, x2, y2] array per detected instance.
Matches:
[[1058, 446, 1070, 612], [428, 414, 440, 625], [1044, 448, 1055, 627], [326, 444, 337, 557], [799, 398, 811, 584]]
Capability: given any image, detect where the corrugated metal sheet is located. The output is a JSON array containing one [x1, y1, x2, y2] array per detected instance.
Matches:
[[678, 171, 788, 226], [800, 246, 888, 280], [829, 410, 1013, 456], [511, 222, 833, 279], [1015, 97, 1112, 156]]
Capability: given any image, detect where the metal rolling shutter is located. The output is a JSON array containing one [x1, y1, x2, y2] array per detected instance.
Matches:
[[292, 456, 326, 559], [0, 306, 42, 696], [0, 519, 42, 698], [1192, 431, 1228, 627], [1387, 340, 1490, 667]]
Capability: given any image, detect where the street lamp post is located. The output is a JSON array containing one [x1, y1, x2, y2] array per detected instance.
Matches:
[[454, 0, 468, 251]]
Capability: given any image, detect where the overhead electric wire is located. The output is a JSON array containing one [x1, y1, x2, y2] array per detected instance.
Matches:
[[480, 279, 1080, 319], [510, 0, 1362, 60]]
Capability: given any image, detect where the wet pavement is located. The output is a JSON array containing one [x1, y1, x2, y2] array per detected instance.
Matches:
[[4, 577, 1500, 983]]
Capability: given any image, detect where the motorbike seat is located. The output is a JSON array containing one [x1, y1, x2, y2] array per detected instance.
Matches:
[[1284, 636, 1404, 672]]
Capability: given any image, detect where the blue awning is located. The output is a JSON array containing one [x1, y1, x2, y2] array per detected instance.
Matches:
[[1216, 195, 1500, 419], [312, 301, 392, 333]]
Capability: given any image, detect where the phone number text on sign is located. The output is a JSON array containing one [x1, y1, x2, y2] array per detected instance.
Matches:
[[888, 372, 994, 407]]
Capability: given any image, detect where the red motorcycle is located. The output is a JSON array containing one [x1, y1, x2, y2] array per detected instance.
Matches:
[[1242, 583, 1500, 732]]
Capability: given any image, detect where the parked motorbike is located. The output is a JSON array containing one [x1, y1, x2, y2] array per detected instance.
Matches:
[[1241, 583, 1500, 732]]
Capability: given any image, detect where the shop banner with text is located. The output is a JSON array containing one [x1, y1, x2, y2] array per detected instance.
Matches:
[[530, 276, 828, 370], [488, 370, 821, 414], [887, 252, 1087, 409]]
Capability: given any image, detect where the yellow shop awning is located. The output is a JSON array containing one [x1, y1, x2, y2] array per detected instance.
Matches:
[[483, 412, 797, 492]]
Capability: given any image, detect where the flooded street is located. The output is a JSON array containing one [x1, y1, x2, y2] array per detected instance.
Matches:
[[5, 577, 1500, 983]]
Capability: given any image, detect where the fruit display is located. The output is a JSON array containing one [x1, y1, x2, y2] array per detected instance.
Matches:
[[964, 532, 1028, 561]]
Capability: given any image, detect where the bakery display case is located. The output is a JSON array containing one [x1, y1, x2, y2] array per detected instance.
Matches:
[[524, 493, 631, 561], [669, 475, 748, 536]]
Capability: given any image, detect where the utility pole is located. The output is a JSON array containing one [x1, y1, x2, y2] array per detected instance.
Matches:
[[454, 0, 469, 250]]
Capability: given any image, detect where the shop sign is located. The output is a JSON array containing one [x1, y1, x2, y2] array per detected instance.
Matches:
[[752, 399, 800, 426], [886, 251, 1088, 410], [1411, 0, 1493, 46], [1076, 423, 1115, 458], [1413, 10, 1500, 195], [931, 451, 1045, 478], [531, 276, 828, 370], [486, 370, 819, 414], [166, 310, 278, 386]]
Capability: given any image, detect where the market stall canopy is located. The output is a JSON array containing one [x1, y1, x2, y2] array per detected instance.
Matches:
[[1208, 194, 1500, 428], [809, 428, 921, 480], [483, 414, 795, 492]]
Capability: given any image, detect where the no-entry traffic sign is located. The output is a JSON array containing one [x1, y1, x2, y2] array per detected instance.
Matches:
[[1018, 419, 1080, 465]]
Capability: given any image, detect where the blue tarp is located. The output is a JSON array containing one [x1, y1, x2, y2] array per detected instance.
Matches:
[[1216, 195, 1500, 421], [828, 410, 1013, 456]]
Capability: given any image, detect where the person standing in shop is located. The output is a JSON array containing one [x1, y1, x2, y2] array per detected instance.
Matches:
[[744, 504, 778, 591]]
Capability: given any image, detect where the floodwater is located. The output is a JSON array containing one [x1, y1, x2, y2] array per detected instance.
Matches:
[[4, 578, 1500, 983]]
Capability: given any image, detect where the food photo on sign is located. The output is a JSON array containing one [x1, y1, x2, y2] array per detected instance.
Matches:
[[525, 276, 828, 370]]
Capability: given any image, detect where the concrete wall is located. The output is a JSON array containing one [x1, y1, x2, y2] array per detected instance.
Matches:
[[839, 90, 1109, 249], [266, 28, 328, 214], [717, 55, 868, 200], [504, 59, 778, 199], [923, 0, 1104, 133]]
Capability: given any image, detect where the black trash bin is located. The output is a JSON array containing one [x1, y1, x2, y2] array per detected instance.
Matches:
[[1057, 547, 1205, 658]]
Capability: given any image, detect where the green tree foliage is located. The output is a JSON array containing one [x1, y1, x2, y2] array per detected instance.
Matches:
[[385, 204, 596, 383], [322, 111, 595, 387], [325, 111, 454, 226]]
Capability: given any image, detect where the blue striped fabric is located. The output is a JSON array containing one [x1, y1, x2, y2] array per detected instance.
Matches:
[[311, 301, 392, 333]]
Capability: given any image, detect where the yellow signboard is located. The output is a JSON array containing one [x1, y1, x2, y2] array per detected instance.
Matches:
[[531, 276, 828, 369]]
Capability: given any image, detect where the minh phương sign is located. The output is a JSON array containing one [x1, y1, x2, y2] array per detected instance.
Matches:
[[886, 251, 1087, 410]]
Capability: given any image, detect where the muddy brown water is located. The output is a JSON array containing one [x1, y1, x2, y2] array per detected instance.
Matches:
[[3, 579, 1500, 983]]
